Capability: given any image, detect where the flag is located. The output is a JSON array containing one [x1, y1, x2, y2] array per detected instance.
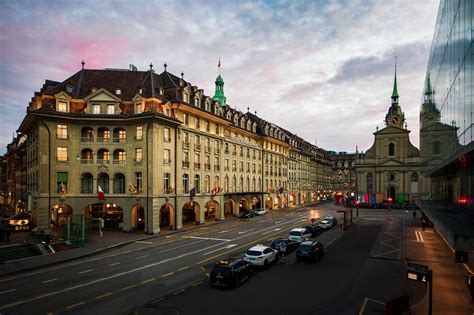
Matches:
[[98, 185, 105, 201], [190, 187, 196, 197], [218, 58, 221, 68], [211, 187, 217, 197]]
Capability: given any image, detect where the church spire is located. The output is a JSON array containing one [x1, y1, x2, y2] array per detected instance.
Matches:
[[391, 57, 399, 105], [213, 58, 226, 106]]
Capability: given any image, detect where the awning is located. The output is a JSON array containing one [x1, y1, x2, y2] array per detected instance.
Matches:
[[57, 172, 68, 183]]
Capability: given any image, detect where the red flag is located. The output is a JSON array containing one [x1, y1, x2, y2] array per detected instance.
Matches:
[[211, 187, 217, 196], [218, 58, 221, 68], [98, 185, 105, 201]]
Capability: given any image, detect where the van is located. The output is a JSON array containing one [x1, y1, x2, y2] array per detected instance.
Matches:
[[288, 228, 312, 242]]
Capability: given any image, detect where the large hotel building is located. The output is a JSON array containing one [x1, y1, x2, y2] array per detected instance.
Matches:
[[1, 63, 334, 234]]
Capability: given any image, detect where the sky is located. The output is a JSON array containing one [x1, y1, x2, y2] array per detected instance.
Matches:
[[0, 0, 439, 155]]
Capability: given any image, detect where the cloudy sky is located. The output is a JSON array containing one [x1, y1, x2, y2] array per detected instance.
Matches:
[[0, 0, 439, 155]]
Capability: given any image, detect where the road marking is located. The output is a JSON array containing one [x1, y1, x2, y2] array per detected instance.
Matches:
[[358, 297, 385, 315], [152, 297, 165, 304], [136, 241, 154, 244], [183, 236, 231, 242], [109, 262, 120, 266], [66, 301, 85, 309], [238, 228, 255, 234], [141, 278, 155, 284], [202, 244, 237, 255], [42, 278, 57, 284], [275, 221, 281, 224], [96, 292, 113, 299], [200, 266, 206, 273], [218, 230, 228, 234], [178, 266, 189, 271], [161, 272, 174, 278], [172, 288, 186, 295], [262, 228, 281, 235], [78, 269, 93, 274], [121, 284, 136, 291], [0, 289, 16, 295], [192, 281, 203, 287], [136, 255, 149, 259]]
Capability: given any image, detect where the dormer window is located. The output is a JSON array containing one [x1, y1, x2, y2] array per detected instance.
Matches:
[[92, 104, 100, 114], [65, 85, 73, 93], [107, 104, 115, 114], [135, 102, 143, 114], [205, 101, 210, 112], [164, 107, 170, 116], [91, 87, 98, 93], [115, 88, 122, 95], [57, 101, 68, 112], [139, 88, 143, 94], [183, 92, 189, 103], [160, 88, 164, 95]]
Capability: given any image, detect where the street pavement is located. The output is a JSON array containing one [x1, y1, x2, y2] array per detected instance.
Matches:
[[0, 203, 472, 314]]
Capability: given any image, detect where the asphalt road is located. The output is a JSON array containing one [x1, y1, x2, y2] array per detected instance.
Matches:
[[0, 202, 344, 315]]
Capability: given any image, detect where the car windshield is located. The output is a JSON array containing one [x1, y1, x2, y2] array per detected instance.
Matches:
[[212, 266, 231, 276], [299, 244, 313, 251], [246, 250, 262, 256], [289, 231, 302, 236], [320, 220, 329, 224]]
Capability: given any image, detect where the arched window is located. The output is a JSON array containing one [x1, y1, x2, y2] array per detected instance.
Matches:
[[97, 173, 109, 193], [80, 149, 94, 164], [113, 173, 126, 194], [224, 175, 229, 192], [252, 177, 256, 191], [183, 174, 189, 193], [388, 143, 395, 156], [214, 176, 220, 190], [240, 176, 244, 192], [411, 172, 418, 182], [205, 175, 210, 193], [194, 175, 200, 192], [81, 173, 93, 194], [232, 175, 236, 192], [367, 173, 373, 193]]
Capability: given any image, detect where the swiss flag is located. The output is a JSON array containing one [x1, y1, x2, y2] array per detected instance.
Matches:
[[211, 187, 217, 197], [98, 185, 105, 202]]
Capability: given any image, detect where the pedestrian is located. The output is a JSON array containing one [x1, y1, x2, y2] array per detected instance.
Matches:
[[467, 273, 474, 302], [412, 211, 417, 220], [422, 218, 426, 231]]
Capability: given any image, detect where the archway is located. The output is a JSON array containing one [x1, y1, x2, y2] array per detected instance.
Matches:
[[131, 203, 145, 230], [282, 194, 287, 208], [289, 194, 296, 206], [205, 200, 219, 222], [265, 196, 273, 210], [239, 198, 249, 212], [182, 201, 200, 225], [388, 186, 396, 203], [224, 199, 235, 218], [82, 203, 124, 229], [160, 203, 173, 229], [50, 204, 73, 227], [252, 196, 261, 209], [275, 196, 281, 209]]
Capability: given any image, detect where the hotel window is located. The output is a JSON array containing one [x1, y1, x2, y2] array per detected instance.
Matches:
[[215, 124, 220, 135], [107, 104, 115, 114], [164, 173, 170, 192], [135, 172, 142, 193], [194, 153, 200, 163], [57, 124, 68, 139], [135, 102, 143, 114], [92, 104, 100, 114], [118, 151, 126, 162], [57, 147, 68, 161], [118, 129, 126, 141], [183, 113, 189, 125], [205, 102, 210, 112], [225, 159, 229, 170], [195, 117, 200, 129], [164, 127, 170, 142], [164, 149, 171, 164], [206, 120, 210, 132], [183, 174, 189, 193], [136, 126, 143, 140], [205, 175, 210, 193], [194, 174, 200, 192], [135, 148, 142, 162], [57, 101, 68, 112]]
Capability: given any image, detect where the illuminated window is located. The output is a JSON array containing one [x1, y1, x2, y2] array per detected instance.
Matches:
[[92, 104, 100, 114], [57, 101, 68, 112], [135, 103, 143, 114], [135, 148, 142, 162], [136, 126, 143, 140], [57, 124, 68, 139], [107, 105, 115, 114], [57, 147, 68, 161], [164, 128, 170, 141]]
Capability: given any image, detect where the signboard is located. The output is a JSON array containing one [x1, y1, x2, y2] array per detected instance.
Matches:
[[407, 262, 430, 283]]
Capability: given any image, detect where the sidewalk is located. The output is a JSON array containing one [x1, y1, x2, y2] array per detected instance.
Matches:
[[0, 202, 319, 277]]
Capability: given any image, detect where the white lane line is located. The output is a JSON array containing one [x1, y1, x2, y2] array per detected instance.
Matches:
[[136, 255, 149, 259], [202, 244, 237, 256], [42, 278, 57, 284], [78, 269, 93, 274], [136, 241, 153, 244], [218, 230, 228, 234], [275, 221, 281, 224], [238, 228, 255, 234], [263, 228, 281, 235], [0, 289, 16, 295], [109, 262, 120, 267], [183, 236, 231, 242], [415, 231, 420, 242]]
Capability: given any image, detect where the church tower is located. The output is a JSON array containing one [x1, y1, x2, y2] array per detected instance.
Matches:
[[420, 75, 440, 129], [212, 59, 226, 106], [385, 64, 405, 128]]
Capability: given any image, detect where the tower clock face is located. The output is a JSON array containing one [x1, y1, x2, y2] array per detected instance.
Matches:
[[389, 116, 400, 125]]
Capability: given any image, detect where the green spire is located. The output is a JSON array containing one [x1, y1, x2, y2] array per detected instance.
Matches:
[[424, 74, 432, 95], [213, 68, 226, 106], [391, 65, 399, 100]]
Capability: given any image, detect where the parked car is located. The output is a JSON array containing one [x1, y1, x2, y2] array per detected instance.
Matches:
[[304, 224, 324, 236], [288, 228, 312, 243], [241, 210, 257, 219], [318, 220, 333, 229], [270, 238, 298, 255], [244, 245, 278, 267], [209, 258, 253, 288], [296, 240, 324, 262], [325, 216, 338, 226], [255, 208, 267, 216]]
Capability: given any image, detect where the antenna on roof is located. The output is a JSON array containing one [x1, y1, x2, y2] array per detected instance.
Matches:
[[255, 111, 257, 116], [81, 60, 85, 69], [181, 71, 184, 79], [149, 63, 153, 71], [164, 62, 167, 72], [247, 107, 249, 112]]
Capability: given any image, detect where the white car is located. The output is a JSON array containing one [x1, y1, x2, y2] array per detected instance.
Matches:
[[244, 245, 278, 267], [255, 208, 266, 216], [288, 228, 312, 243], [318, 220, 333, 229]]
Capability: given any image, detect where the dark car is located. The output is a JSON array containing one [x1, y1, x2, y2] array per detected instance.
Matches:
[[270, 238, 299, 255], [325, 216, 338, 226], [241, 210, 256, 219], [304, 224, 324, 236], [296, 240, 324, 262], [209, 258, 253, 288]]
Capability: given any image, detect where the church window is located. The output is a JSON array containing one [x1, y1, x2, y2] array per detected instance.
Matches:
[[388, 143, 395, 156]]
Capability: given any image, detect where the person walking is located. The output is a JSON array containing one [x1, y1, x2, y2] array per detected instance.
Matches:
[[422, 218, 427, 231], [412, 211, 417, 220]]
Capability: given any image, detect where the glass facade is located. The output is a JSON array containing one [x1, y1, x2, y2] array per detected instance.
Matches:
[[423, 0, 473, 206]]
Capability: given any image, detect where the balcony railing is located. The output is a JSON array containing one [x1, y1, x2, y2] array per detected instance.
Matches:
[[214, 148, 220, 154], [164, 159, 171, 165], [113, 159, 126, 164], [134, 158, 142, 164], [113, 138, 126, 143], [224, 166, 229, 171], [214, 165, 220, 171], [232, 167, 237, 171], [224, 149, 229, 154], [80, 159, 94, 164], [232, 152, 237, 156], [133, 136, 142, 141], [205, 146, 211, 153], [81, 137, 94, 143], [204, 163, 211, 170], [183, 141, 190, 148], [97, 159, 110, 164], [182, 161, 190, 168], [164, 137, 171, 143], [195, 144, 201, 151], [98, 137, 111, 143]]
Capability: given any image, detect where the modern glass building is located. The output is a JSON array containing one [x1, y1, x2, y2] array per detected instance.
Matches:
[[421, 0, 473, 207]]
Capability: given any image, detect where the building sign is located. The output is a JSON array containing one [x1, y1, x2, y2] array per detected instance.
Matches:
[[407, 262, 430, 283]]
